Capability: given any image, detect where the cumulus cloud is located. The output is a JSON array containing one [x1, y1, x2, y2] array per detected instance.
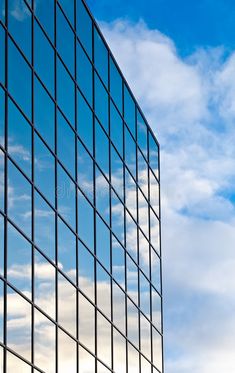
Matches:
[[98, 19, 235, 373]]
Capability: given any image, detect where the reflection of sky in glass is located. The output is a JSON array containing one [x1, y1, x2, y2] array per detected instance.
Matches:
[[0, 0, 162, 371]]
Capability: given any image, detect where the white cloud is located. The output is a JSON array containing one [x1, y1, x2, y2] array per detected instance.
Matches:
[[98, 19, 235, 373]]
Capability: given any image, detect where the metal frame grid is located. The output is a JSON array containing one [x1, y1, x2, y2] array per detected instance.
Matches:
[[0, 0, 163, 372]]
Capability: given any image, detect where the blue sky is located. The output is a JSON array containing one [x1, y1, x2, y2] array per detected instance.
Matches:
[[86, 1, 235, 372], [87, 0, 235, 56]]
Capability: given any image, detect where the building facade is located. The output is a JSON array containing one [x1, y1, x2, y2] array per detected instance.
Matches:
[[0, 0, 163, 372]]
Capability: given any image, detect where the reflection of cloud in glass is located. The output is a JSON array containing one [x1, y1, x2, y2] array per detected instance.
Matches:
[[9, 0, 30, 22]]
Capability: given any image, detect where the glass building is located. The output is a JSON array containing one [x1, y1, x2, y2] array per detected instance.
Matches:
[[0, 0, 163, 372]]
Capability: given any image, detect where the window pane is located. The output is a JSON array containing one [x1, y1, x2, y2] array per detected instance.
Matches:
[[150, 170, 159, 216], [95, 119, 109, 176], [0, 281, 3, 341], [125, 169, 137, 220], [78, 189, 94, 251], [77, 41, 93, 106], [0, 215, 4, 275], [34, 309, 56, 373], [128, 342, 139, 371], [0, 88, 4, 147], [35, 0, 54, 42], [57, 5, 74, 75], [140, 273, 150, 317], [111, 145, 123, 201], [124, 85, 136, 137], [141, 356, 151, 373], [126, 211, 138, 261], [8, 98, 31, 178], [0, 25, 5, 86], [111, 191, 124, 245], [34, 21, 54, 96], [8, 160, 31, 238], [57, 58, 75, 127], [151, 249, 161, 292], [76, 0, 92, 58], [138, 189, 149, 239], [58, 273, 76, 336], [96, 167, 110, 224], [112, 235, 125, 288], [57, 164, 76, 230], [112, 281, 125, 333], [34, 191, 55, 260], [96, 263, 111, 319], [150, 209, 160, 253], [8, 0, 31, 60], [152, 289, 162, 332], [95, 73, 108, 132], [94, 27, 108, 87], [113, 330, 126, 372], [139, 230, 150, 279], [110, 102, 123, 158], [79, 293, 95, 352], [58, 329, 76, 373], [110, 57, 122, 113], [7, 222, 31, 297], [78, 241, 94, 301], [58, 217, 76, 283], [35, 134, 55, 205], [34, 250, 55, 319], [34, 77, 55, 150], [0, 1, 5, 23], [149, 131, 159, 179], [137, 110, 148, 159], [97, 312, 111, 368], [125, 126, 136, 179], [152, 328, 162, 371], [127, 255, 138, 305], [57, 112, 75, 178], [77, 91, 93, 153], [8, 38, 32, 119], [7, 288, 31, 361], [140, 314, 151, 360], [77, 139, 94, 202], [0, 150, 4, 211], [96, 214, 110, 271], [138, 149, 148, 198]]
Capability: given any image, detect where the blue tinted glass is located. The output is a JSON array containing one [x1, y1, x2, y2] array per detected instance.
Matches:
[[77, 91, 93, 153], [149, 131, 159, 179], [7, 222, 31, 296], [0, 25, 4, 86], [77, 139, 94, 202], [34, 21, 54, 96], [0, 150, 4, 211], [8, 99, 31, 177], [8, 38, 31, 119], [94, 74, 108, 132], [57, 6, 74, 75], [8, 160, 31, 238], [78, 241, 94, 301], [125, 127, 136, 179], [126, 212, 137, 261], [77, 41, 92, 105], [138, 149, 148, 197], [111, 145, 123, 201], [137, 110, 148, 159], [94, 27, 108, 87], [8, 0, 31, 61], [95, 120, 109, 176], [151, 249, 161, 292], [140, 273, 150, 316], [78, 189, 94, 251], [34, 191, 55, 260], [125, 169, 137, 220], [57, 112, 75, 178], [57, 58, 75, 126], [0, 88, 5, 148], [110, 102, 123, 158], [110, 58, 122, 113], [95, 167, 110, 225], [34, 77, 55, 150], [0, 215, 4, 274], [58, 217, 76, 283], [96, 214, 110, 270], [57, 164, 76, 230], [124, 85, 136, 137], [127, 255, 138, 304], [111, 191, 124, 245], [0, 1, 5, 23], [112, 236, 125, 288], [34, 133, 55, 205], [35, 0, 54, 42], [58, 0, 74, 26], [76, 0, 92, 58]]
